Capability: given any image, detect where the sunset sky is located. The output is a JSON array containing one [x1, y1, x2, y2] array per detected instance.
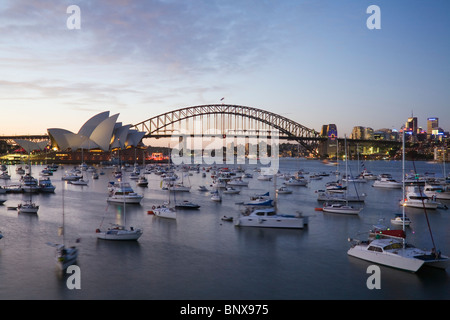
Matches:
[[1, 0, 449, 139]]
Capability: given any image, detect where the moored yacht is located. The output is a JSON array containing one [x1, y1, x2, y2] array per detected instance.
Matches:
[[235, 207, 307, 229], [399, 186, 439, 209], [347, 238, 447, 272], [107, 182, 143, 204], [151, 205, 177, 219], [322, 202, 362, 215], [96, 224, 143, 240], [17, 200, 39, 214], [373, 176, 402, 189], [423, 184, 450, 200]]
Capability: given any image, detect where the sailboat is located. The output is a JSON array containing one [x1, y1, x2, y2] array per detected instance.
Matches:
[[322, 202, 362, 215], [152, 181, 177, 219], [17, 173, 39, 213], [97, 179, 143, 240], [48, 183, 79, 271], [318, 136, 366, 203], [347, 131, 449, 272]]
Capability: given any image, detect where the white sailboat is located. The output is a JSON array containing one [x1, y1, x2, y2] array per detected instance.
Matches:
[[152, 183, 177, 219], [318, 136, 366, 203], [322, 202, 362, 215], [97, 179, 143, 240], [152, 205, 177, 219], [47, 183, 79, 271], [347, 131, 449, 272]]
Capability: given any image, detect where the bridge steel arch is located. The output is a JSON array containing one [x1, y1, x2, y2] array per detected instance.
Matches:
[[132, 104, 324, 154]]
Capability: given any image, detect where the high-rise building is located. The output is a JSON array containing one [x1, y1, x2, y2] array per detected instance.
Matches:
[[350, 126, 364, 140], [427, 117, 439, 138], [405, 117, 418, 134]]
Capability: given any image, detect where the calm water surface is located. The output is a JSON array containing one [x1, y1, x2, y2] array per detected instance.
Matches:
[[0, 159, 449, 300]]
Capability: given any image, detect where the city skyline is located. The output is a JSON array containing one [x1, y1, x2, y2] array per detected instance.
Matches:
[[0, 0, 449, 138]]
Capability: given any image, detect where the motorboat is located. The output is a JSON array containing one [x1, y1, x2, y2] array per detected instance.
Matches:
[[322, 202, 362, 215], [96, 224, 143, 240], [361, 169, 377, 180], [325, 181, 346, 193], [19, 173, 40, 193], [276, 185, 293, 194], [317, 190, 366, 202], [61, 169, 82, 181], [38, 178, 56, 193], [16, 166, 25, 175], [235, 207, 308, 229], [211, 190, 222, 202], [223, 187, 240, 194], [221, 216, 233, 222], [175, 200, 200, 209], [342, 174, 367, 183], [227, 178, 248, 186], [423, 184, 450, 200], [107, 182, 143, 204], [284, 177, 307, 186], [198, 185, 208, 192], [136, 176, 148, 187], [17, 200, 39, 214], [39, 168, 53, 176], [0, 171, 10, 180], [390, 213, 411, 226], [399, 186, 439, 209], [373, 176, 402, 189], [309, 174, 323, 180], [69, 178, 89, 186], [257, 174, 272, 181]]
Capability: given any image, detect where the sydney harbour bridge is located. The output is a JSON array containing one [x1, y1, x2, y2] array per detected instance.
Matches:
[[0, 104, 399, 161]]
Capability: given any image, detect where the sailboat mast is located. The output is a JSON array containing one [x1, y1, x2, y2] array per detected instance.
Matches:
[[402, 130, 406, 234], [62, 181, 65, 245]]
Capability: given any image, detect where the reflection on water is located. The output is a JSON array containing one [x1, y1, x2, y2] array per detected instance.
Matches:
[[0, 160, 448, 300]]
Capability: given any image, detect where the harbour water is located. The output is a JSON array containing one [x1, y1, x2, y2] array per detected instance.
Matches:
[[0, 159, 449, 301]]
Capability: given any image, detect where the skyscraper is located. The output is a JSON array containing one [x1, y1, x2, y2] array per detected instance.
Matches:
[[405, 116, 418, 134], [427, 117, 439, 138]]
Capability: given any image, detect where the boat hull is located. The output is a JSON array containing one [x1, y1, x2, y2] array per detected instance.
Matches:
[[153, 208, 177, 219], [235, 216, 307, 229], [347, 245, 425, 272], [96, 229, 143, 240], [107, 196, 143, 204], [322, 207, 361, 215]]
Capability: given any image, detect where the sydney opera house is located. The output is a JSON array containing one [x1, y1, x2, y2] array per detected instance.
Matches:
[[47, 111, 146, 163]]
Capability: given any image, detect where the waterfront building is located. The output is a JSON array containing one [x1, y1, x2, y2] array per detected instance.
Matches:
[[48, 111, 145, 152]]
